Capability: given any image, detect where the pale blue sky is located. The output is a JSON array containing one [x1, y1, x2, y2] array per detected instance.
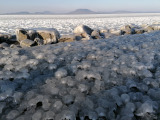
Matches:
[[1, 0, 160, 13]]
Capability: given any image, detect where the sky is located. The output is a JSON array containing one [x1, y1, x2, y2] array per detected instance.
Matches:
[[1, 0, 160, 14]]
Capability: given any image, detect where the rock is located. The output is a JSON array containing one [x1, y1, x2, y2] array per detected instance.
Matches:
[[73, 25, 93, 35], [120, 25, 135, 34], [27, 30, 37, 40], [16, 28, 60, 44], [74, 34, 83, 41], [110, 29, 123, 36], [144, 26, 154, 32], [20, 39, 36, 48], [36, 28, 60, 44], [15, 28, 29, 42], [153, 22, 160, 25], [100, 29, 109, 34], [151, 24, 160, 31], [0, 42, 9, 48], [135, 28, 145, 34], [101, 32, 116, 39], [34, 38, 44, 45], [141, 24, 148, 28], [91, 30, 102, 39], [59, 34, 76, 42], [0, 33, 15, 44], [10, 44, 21, 49]]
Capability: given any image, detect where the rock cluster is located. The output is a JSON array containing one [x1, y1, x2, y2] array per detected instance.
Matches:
[[1, 23, 160, 48], [0, 31, 160, 119]]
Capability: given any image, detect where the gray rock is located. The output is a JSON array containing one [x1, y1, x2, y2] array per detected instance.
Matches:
[[144, 26, 154, 32], [34, 38, 44, 45], [101, 32, 116, 39], [91, 30, 102, 39], [20, 39, 36, 48], [10, 44, 21, 48], [36, 28, 60, 44], [0, 42, 9, 48], [120, 25, 136, 34]]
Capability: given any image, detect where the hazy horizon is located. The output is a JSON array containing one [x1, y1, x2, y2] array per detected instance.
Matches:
[[1, 0, 160, 14]]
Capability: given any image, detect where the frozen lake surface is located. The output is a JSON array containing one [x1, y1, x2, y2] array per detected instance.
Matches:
[[1, 14, 160, 119], [0, 31, 160, 119], [1, 13, 160, 35]]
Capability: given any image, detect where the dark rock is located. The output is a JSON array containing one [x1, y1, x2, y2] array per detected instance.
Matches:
[[0, 33, 16, 44]]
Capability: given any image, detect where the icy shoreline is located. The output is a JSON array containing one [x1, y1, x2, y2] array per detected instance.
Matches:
[[0, 31, 160, 119]]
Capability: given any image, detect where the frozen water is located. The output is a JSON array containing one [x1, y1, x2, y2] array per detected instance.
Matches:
[[1, 29, 160, 119], [1, 13, 160, 35]]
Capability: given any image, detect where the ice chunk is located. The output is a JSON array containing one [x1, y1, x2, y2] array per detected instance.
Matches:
[[32, 110, 43, 120], [53, 100, 63, 110], [62, 95, 75, 105], [55, 68, 68, 79], [121, 94, 130, 104], [6, 110, 20, 120], [43, 111, 55, 120], [78, 83, 89, 93], [136, 102, 154, 116], [55, 110, 76, 120], [88, 111, 98, 120], [95, 107, 107, 117], [48, 64, 57, 70], [13, 92, 23, 104]]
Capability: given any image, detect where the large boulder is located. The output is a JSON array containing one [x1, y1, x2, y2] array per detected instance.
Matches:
[[36, 28, 60, 44], [73, 25, 93, 35], [16, 28, 60, 44]]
